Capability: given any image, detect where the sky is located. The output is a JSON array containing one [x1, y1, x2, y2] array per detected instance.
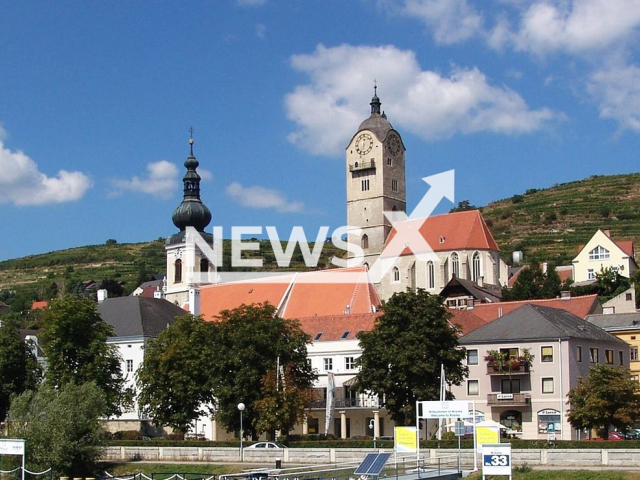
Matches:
[[2, 0, 640, 261]]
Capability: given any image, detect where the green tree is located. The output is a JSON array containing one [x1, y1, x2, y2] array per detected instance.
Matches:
[[8, 382, 107, 477], [354, 289, 468, 426], [210, 303, 316, 439], [567, 364, 640, 439], [39, 296, 128, 416], [502, 263, 562, 301], [0, 322, 41, 420], [449, 200, 476, 213], [136, 314, 217, 432]]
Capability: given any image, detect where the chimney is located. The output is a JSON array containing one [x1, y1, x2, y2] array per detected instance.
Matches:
[[560, 290, 572, 300], [466, 298, 475, 310], [604, 229, 611, 238], [477, 276, 484, 288], [188, 288, 200, 316], [97, 289, 108, 303]]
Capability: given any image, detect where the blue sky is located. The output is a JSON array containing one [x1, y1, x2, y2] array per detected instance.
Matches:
[[2, 0, 640, 261]]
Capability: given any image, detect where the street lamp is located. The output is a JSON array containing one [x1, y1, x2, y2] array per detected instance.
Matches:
[[238, 403, 245, 461]]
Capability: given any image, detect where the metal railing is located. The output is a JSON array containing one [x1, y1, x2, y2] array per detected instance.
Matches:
[[348, 161, 375, 172], [309, 398, 380, 409], [487, 393, 531, 406]]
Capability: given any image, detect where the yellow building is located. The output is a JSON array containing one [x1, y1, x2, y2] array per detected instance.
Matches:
[[572, 229, 637, 283], [585, 313, 640, 381]]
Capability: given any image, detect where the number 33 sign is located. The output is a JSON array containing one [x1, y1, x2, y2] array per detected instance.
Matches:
[[482, 444, 512, 477]]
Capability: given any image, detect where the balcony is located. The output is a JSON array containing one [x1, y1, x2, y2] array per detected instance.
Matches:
[[487, 363, 530, 375], [487, 393, 531, 407], [349, 160, 375, 172], [309, 397, 380, 409]]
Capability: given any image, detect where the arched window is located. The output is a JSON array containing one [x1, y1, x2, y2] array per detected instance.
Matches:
[[500, 410, 522, 432], [363, 262, 369, 270], [200, 258, 209, 273], [361, 234, 369, 250], [472, 252, 481, 282], [174, 259, 182, 283], [589, 245, 610, 260], [451, 253, 459, 279], [427, 261, 435, 289], [393, 266, 400, 282]]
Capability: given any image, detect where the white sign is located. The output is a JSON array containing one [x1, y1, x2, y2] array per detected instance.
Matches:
[[497, 393, 513, 400], [0, 439, 25, 456], [418, 400, 469, 419], [482, 443, 511, 476]]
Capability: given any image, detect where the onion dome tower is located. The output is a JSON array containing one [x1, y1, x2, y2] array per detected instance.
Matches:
[[171, 137, 212, 233]]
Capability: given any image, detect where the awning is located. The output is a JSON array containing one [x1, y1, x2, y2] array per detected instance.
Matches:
[[342, 376, 358, 387]]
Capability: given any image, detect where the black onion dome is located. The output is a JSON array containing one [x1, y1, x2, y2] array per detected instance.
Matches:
[[356, 85, 393, 142], [171, 138, 212, 233]]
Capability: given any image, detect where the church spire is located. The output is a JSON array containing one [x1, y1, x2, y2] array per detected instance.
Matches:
[[171, 134, 212, 232], [370, 83, 381, 115]]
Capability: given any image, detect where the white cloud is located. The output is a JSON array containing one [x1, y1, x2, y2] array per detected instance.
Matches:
[[401, 0, 483, 44], [198, 168, 213, 181], [588, 64, 640, 133], [226, 182, 304, 213], [0, 141, 91, 206], [512, 0, 640, 55], [285, 44, 559, 155], [111, 161, 179, 199], [237, 0, 266, 6]]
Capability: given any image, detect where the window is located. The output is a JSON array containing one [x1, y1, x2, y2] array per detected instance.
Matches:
[[200, 258, 209, 272], [619, 350, 624, 365], [589, 347, 599, 363], [126, 359, 133, 373], [451, 253, 459, 278], [393, 266, 400, 282], [472, 252, 481, 282], [541, 346, 553, 362], [587, 269, 595, 280], [605, 349, 614, 365], [627, 293, 633, 301], [341, 331, 350, 340], [307, 417, 319, 434], [467, 349, 478, 365], [427, 261, 435, 288], [589, 245, 610, 260], [542, 377, 554, 394], [361, 234, 369, 250], [576, 346, 582, 362], [387, 157, 392, 166], [391, 179, 398, 192], [174, 259, 182, 283], [631, 346, 638, 361], [501, 378, 520, 394], [345, 357, 355, 370], [467, 380, 479, 396], [323, 358, 333, 371], [361, 179, 370, 191], [633, 375, 640, 382], [538, 410, 562, 434], [314, 332, 323, 341], [500, 410, 522, 432]]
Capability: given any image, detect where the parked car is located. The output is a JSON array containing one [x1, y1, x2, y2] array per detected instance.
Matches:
[[608, 432, 625, 441], [245, 442, 287, 449]]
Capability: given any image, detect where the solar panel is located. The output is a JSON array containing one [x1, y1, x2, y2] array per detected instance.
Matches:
[[354, 453, 391, 475]]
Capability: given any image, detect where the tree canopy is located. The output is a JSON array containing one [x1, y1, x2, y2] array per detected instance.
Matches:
[[355, 289, 468, 425], [567, 364, 640, 439], [501, 262, 564, 301], [136, 314, 217, 432], [0, 321, 41, 421], [8, 382, 107, 477], [39, 296, 128, 416]]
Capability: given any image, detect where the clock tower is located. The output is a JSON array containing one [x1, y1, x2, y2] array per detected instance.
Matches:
[[346, 88, 406, 266]]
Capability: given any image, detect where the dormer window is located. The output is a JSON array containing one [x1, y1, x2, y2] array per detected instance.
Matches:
[[314, 332, 323, 341], [341, 331, 350, 340]]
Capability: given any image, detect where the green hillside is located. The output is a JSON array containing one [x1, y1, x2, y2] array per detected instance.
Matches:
[[481, 173, 640, 265]]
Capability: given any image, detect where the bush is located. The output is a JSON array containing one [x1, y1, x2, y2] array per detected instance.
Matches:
[[512, 195, 524, 204], [112, 430, 143, 440]]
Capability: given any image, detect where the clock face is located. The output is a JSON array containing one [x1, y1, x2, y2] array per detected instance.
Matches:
[[355, 133, 373, 155], [388, 134, 401, 155]]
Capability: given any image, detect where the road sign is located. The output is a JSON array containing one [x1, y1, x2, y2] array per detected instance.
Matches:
[[482, 443, 511, 477], [455, 421, 465, 437]]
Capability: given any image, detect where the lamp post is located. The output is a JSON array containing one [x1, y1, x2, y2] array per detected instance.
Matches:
[[238, 403, 245, 461]]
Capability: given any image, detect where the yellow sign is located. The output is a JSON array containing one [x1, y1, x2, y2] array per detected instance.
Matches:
[[395, 426, 417, 453], [476, 427, 499, 452]]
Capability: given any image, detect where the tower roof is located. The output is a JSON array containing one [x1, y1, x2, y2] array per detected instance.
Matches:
[[171, 136, 212, 233], [356, 86, 393, 142]]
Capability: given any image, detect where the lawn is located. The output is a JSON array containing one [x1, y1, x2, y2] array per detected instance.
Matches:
[[101, 463, 250, 478], [468, 470, 640, 479]]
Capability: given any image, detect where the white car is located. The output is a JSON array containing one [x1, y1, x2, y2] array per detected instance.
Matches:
[[245, 442, 287, 449]]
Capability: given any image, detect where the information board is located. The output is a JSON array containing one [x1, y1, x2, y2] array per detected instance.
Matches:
[[418, 400, 469, 419], [395, 426, 417, 453], [482, 443, 512, 477], [0, 439, 25, 456]]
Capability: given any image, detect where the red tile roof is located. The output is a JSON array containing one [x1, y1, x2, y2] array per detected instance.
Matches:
[[30, 301, 48, 310], [449, 309, 490, 335], [199, 266, 381, 321], [614, 240, 635, 258], [383, 210, 499, 257], [471, 294, 601, 322], [296, 312, 381, 341]]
